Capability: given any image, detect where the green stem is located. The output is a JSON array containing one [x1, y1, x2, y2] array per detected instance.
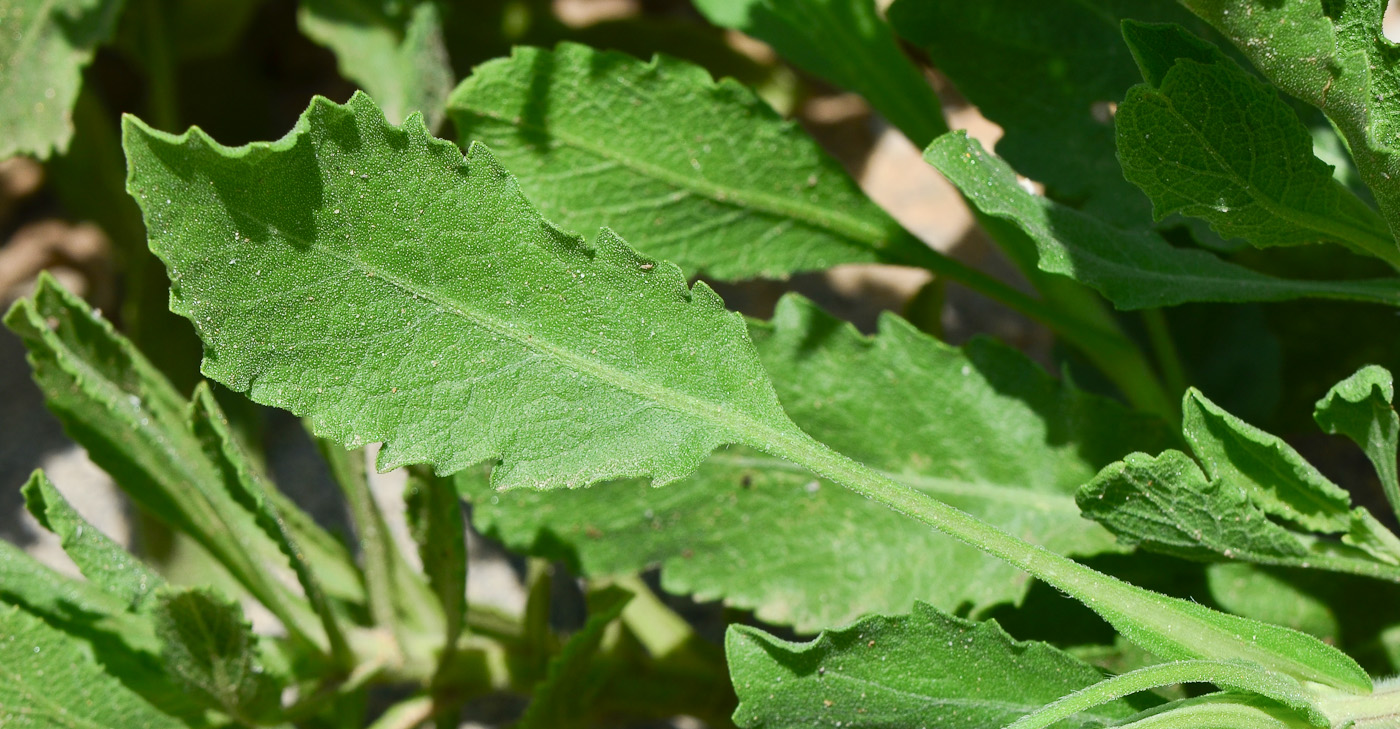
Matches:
[[1005, 660, 1325, 729], [139, 0, 179, 132], [1142, 308, 1187, 408], [754, 426, 1369, 692]]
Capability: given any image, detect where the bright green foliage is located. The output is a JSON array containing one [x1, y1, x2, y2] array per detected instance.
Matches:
[[1113, 694, 1317, 729], [446, 43, 935, 280], [22, 470, 165, 612], [517, 586, 633, 729], [1114, 22, 1395, 261], [298, 0, 453, 130], [0, 0, 123, 159], [460, 293, 1172, 629], [925, 132, 1400, 309], [0, 604, 187, 729], [1080, 388, 1400, 580], [691, 0, 946, 145], [887, 0, 1205, 229], [1181, 0, 1400, 259], [123, 91, 803, 488], [727, 601, 1153, 729], [153, 587, 280, 723], [1315, 366, 1400, 522]]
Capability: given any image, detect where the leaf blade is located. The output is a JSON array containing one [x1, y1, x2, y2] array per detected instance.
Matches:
[[1314, 365, 1400, 521]]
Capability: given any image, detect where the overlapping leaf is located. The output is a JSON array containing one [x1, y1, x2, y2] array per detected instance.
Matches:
[[1080, 388, 1400, 581], [1314, 366, 1400, 521], [154, 588, 280, 723], [692, 0, 945, 144], [1181, 0, 1400, 261], [299, 0, 453, 129], [447, 43, 934, 279], [1115, 22, 1395, 261], [925, 133, 1400, 309], [0, 0, 124, 159], [459, 294, 1174, 629], [123, 91, 802, 489], [727, 601, 1155, 729]]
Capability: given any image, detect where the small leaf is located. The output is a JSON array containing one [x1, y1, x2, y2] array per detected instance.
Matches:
[[154, 587, 280, 723], [404, 466, 467, 656], [459, 294, 1174, 628], [517, 586, 633, 729], [0, 604, 188, 729], [1314, 365, 1400, 521], [22, 469, 166, 612], [0, 0, 124, 159], [1115, 23, 1396, 261], [727, 601, 1154, 729], [447, 43, 935, 280], [298, 0, 453, 130], [691, 0, 945, 144], [925, 132, 1400, 309], [123, 91, 804, 488], [1114, 694, 1320, 729]]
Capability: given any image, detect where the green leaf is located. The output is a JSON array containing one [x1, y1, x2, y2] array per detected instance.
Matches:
[[153, 587, 280, 723], [298, 0, 453, 130], [517, 586, 633, 729], [727, 601, 1154, 729], [0, 0, 124, 159], [404, 466, 466, 656], [1314, 365, 1400, 522], [446, 43, 935, 280], [1179, 0, 1400, 261], [123, 90, 803, 488], [691, 0, 946, 145], [1078, 388, 1400, 580], [925, 132, 1400, 309], [1114, 22, 1397, 264], [2, 275, 333, 651], [22, 469, 166, 612], [1113, 694, 1318, 729], [0, 604, 188, 729], [460, 293, 1174, 628]]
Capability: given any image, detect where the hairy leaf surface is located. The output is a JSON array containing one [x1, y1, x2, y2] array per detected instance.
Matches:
[[0, 0, 123, 159], [692, 0, 945, 145], [728, 602, 1153, 728], [153, 587, 279, 723], [926, 133, 1400, 309], [459, 294, 1174, 629], [123, 91, 803, 488], [1314, 365, 1399, 519], [517, 586, 632, 729], [299, 0, 453, 130], [1115, 22, 1393, 258], [447, 44, 934, 279]]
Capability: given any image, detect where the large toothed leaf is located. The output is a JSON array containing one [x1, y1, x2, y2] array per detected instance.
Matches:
[[1079, 387, 1400, 581], [298, 0, 453, 130], [691, 0, 945, 145], [1314, 365, 1400, 521], [153, 588, 280, 723], [1181, 0, 1400, 259], [727, 602, 1154, 729], [0, 605, 188, 729], [458, 294, 1175, 629], [1114, 22, 1396, 262], [925, 133, 1400, 309], [122, 92, 803, 489], [0, 0, 124, 159], [446, 44, 935, 280]]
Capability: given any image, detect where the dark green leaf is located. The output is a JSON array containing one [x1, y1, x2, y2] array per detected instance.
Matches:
[[446, 43, 935, 279], [517, 586, 633, 729], [404, 466, 466, 655], [925, 132, 1400, 309], [728, 601, 1153, 729], [691, 0, 946, 144], [153, 587, 280, 723], [1314, 365, 1399, 521], [22, 469, 165, 612]]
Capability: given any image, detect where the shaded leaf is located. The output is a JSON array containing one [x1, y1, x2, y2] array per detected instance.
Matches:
[[727, 601, 1154, 729], [404, 466, 466, 655], [925, 132, 1400, 309], [0, 0, 124, 159], [692, 0, 945, 144], [517, 586, 633, 729], [1115, 22, 1396, 261], [299, 0, 453, 129], [459, 294, 1173, 629], [446, 43, 935, 280], [1314, 365, 1399, 521], [154, 587, 280, 723], [22, 469, 165, 612]]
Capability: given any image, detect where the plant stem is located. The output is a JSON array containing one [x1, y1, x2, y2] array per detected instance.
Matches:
[[139, 0, 179, 132], [755, 426, 1370, 692], [1142, 308, 1188, 407]]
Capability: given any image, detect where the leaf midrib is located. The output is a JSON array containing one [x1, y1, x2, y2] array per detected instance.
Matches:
[[458, 105, 894, 249]]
